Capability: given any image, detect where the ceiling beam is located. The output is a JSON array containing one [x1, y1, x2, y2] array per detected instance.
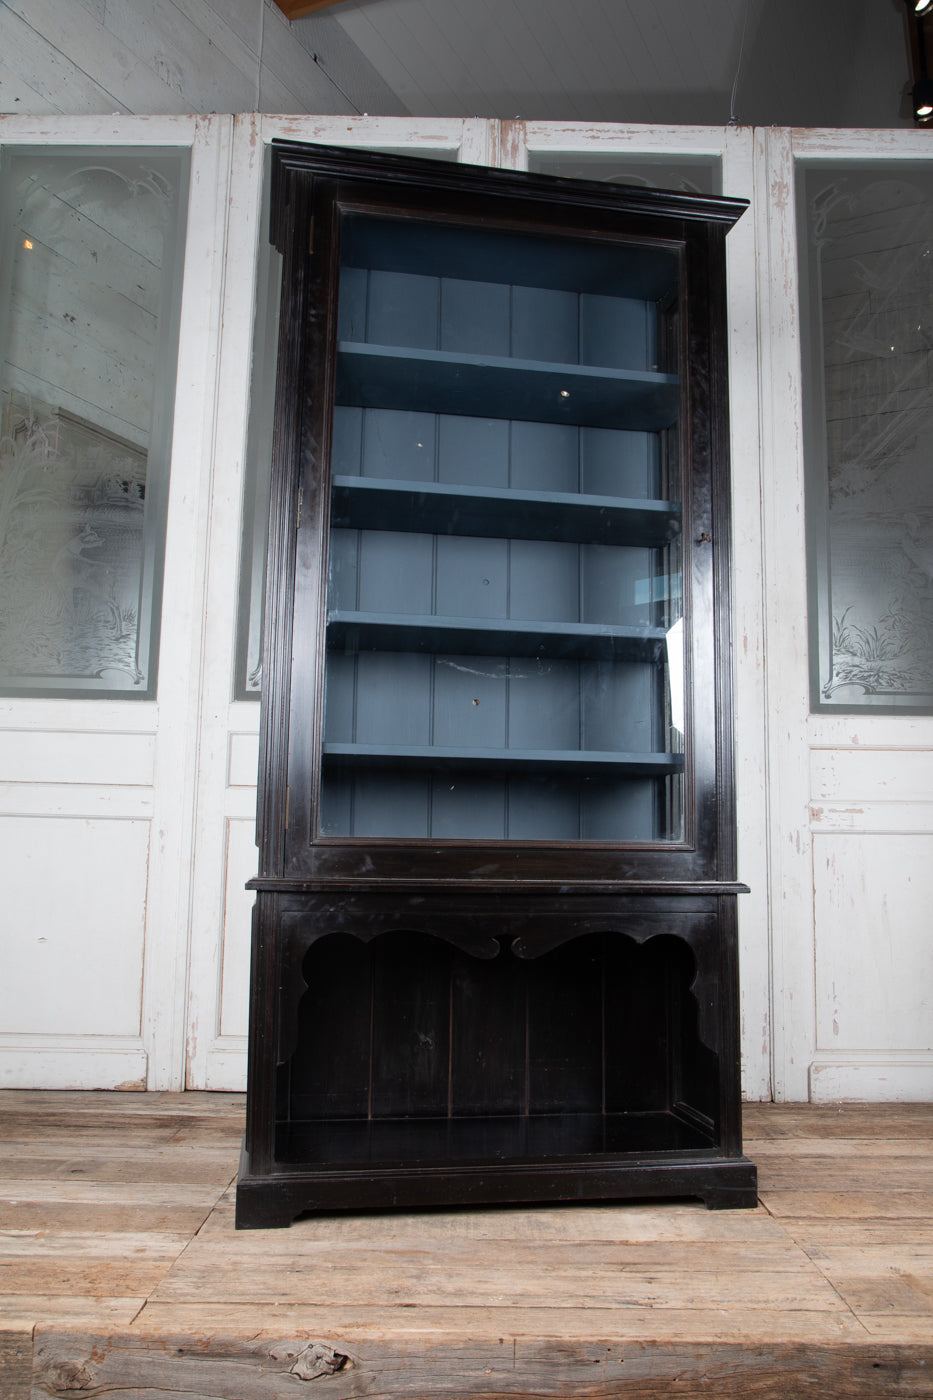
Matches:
[[273, 0, 348, 17]]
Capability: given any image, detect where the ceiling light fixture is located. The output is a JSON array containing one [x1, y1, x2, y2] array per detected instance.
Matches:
[[905, 0, 933, 121], [915, 77, 933, 119]]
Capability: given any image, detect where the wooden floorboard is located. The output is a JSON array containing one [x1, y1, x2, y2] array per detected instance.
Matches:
[[1, 1092, 932, 1397]]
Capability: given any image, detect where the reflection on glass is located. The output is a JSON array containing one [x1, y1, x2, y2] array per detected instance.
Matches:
[[318, 213, 685, 842], [236, 149, 281, 699], [666, 616, 685, 737], [0, 148, 188, 696], [800, 162, 933, 710]]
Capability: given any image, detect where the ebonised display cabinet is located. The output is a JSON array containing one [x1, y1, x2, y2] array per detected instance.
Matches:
[[236, 140, 757, 1228]]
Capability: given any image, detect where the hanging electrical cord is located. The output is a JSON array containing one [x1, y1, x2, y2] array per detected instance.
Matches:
[[257, 0, 265, 110], [729, 0, 751, 125], [308, 50, 365, 114], [257, 0, 363, 116]]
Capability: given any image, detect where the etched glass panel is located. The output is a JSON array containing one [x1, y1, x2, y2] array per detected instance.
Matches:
[[0, 147, 189, 696], [528, 154, 719, 196], [800, 162, 933, 711]]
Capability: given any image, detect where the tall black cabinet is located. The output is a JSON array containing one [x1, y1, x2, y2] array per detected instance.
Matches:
[[236, 141, 756, 1228]]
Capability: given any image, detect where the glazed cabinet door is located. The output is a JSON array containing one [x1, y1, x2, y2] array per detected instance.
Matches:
[[260, 143, 745, 891]]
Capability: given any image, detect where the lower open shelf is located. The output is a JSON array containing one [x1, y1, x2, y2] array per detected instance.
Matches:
[[275, 1108, 715, 1168], [236, 1130, 758, 1227]]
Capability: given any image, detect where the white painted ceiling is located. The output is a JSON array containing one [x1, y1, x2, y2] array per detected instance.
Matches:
[[294, 0, 915, 129]]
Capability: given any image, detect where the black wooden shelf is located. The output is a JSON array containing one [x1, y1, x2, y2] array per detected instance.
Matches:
[[336, 342, 680, 431], [276, 1109, 715, 1168], [327, 610, 668, 662], [331, 475, 681, 547], [323, 742, 683, 776], [238, 141, 755, 1229]]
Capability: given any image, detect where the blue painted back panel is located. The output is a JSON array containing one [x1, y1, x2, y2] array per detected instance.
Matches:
[[341, 269, 658, 371], [511, 284, 578, 363], [362, 409, 436, 481], [319, 234, 680, 840], [353, 770, 431, 837], [366, 269, 438, 348], [435, 535, 507, 617], [509, 539, 579, 623], [332, 408, 660, 498], [340, 212, 679, 302], [580, 426, 659, 498], [438, 415, 510, 487], [430, 774, 508, 839], [433, 656, 507, 750], [509, 421, 578, 493], [358, 530, 434, 614], [440, 278, 511, 355]]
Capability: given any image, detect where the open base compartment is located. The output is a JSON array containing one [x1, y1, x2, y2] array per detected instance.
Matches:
[[237, 893, 757, 1228]]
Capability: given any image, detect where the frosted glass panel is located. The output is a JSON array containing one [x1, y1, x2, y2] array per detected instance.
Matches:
[[528, 154, 719, 196], [0, 147, 188, 696], [800, 162, 933, 711]]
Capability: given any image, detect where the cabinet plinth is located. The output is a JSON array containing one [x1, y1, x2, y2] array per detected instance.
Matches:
[[237, 142, 755, 1227]]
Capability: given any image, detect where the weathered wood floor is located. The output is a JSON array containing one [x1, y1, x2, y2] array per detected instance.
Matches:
[[1, 1092, 932, 1397]]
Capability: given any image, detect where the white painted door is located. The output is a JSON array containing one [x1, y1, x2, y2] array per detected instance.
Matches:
[[759, 127, 933, 1102], [0, 114, 234, 1091], [5, 114, 928, 1104]]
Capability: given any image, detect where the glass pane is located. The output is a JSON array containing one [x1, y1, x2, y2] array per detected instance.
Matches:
[[0, 147, 188, 697], [235, 162, 281, 701], [528, 153, 720, 197], [236, 147, 457, 700], [319, 211, 685, 842], [800, 161, 933, 710]]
